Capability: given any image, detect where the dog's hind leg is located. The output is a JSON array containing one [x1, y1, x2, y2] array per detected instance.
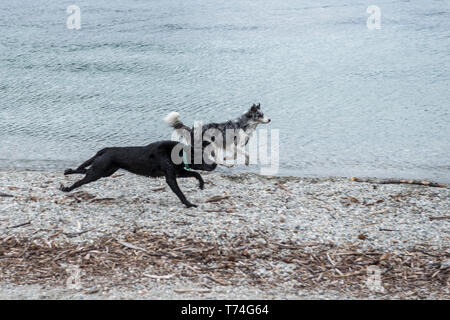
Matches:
[[177, 169, 204, 190], [164, 169, 196, 208], [60, 157, 118, 192], [64, 168, 87, 175], [60, 172, 103, 192], [64, 148, 109, 175]]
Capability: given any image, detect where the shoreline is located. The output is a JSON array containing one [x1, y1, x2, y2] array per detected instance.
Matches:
[[1, 165, 449, 185], [0, 169, 449, 299]]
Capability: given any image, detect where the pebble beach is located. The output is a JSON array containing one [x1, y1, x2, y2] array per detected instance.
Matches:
[[0, 169, 449, 299]]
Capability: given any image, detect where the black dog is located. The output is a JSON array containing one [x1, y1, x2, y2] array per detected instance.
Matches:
[[60, 140, 217, 208]]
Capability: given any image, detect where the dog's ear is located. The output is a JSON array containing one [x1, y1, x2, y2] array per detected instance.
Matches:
[[250, 104, 257, 112], [256, 103, 260, 109]]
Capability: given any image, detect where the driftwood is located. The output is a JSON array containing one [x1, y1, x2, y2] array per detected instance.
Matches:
[[63, 191, 96, 202], [118, 240, 147, 252], [90, 198, 115, 203], [429, 216, 450, 221], [144, 273, 177, 280], [204, 208, 235, 213], [275, 182, 291, 193], [7, 221, 31, 229], [173, 288, 210, 294], [205, 194, 230, 203], [0, 192, 14, 198], [0, 230, 448, 297], [206, 275, 229, 286], [63, 229, 95, 238], [350, 177, 446, 188], [369, 209, 389, 215]]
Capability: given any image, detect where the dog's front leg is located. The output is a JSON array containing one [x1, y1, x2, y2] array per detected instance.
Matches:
[[211, 146, 233, 168], [177, 169, 204, 190], [237, 147, 250, 166], [165, 170, 197, 208], [227, 146, 249, 165]]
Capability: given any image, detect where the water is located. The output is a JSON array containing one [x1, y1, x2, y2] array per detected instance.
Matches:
[[1, 0, 449, 182]]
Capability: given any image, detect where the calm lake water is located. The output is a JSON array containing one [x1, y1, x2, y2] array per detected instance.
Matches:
[[1, 0, 449, 182]]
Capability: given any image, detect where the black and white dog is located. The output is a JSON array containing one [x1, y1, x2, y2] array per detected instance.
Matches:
[[60, 141, 217, 208], [164, 103, 270, 166]]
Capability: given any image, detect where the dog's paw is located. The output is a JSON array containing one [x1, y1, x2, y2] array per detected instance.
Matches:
[[185, 203, 197, 208], [59, 184, 70, 192], [64, 168, 73, 175], [199, 183, 204, 190]]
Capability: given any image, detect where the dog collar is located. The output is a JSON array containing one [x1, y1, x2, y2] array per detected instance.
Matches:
[[182, 148, 190, 170]]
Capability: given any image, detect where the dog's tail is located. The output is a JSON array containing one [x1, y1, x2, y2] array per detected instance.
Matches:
[[164, 112, 188, 130], [164, 111, 192, 143]]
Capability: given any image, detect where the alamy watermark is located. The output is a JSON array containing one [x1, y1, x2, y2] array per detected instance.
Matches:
[[367, 5, 381, 30], [65, 5, 381, 31], [67, 5, 81, 30], [366, 265, 385, 293], [65, 264, 82, 290], [170, 125, 280, 175]]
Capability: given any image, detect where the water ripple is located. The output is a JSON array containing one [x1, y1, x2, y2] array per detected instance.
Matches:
[[0, 0, 449, 182]]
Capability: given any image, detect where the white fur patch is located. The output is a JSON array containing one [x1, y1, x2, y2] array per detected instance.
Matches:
[[164, 111, 180, 125]]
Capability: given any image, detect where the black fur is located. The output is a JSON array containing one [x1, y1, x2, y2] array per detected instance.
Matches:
[[60, 140, 217, 208]]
